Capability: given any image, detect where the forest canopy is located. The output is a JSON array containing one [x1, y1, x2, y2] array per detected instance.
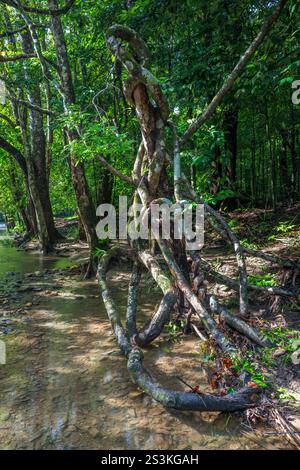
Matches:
[[0, 0, 299, 245]]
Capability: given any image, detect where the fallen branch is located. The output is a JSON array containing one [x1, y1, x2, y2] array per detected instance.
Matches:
[[190, 322, 208, 342], [270, 407, 300, 451], [209, 296, 269, 347], [199, 257, 295, 297], [128, 348, 261, 411]]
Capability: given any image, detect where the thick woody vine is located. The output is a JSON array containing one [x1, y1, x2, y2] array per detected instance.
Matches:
[[96, 11, 299, 413]]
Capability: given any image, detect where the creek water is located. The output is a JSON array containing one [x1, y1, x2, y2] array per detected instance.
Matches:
[[0, 244, 288, 450]]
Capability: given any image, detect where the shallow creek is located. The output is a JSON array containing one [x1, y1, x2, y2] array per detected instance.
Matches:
[[0, 243, 289, 450]]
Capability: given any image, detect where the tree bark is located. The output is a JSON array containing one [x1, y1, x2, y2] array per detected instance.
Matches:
[[19, 30, 58, 253], [48, 0, 98, 271]]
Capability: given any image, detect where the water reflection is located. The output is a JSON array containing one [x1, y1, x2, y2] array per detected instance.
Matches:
[[0, 246, 76, 275]]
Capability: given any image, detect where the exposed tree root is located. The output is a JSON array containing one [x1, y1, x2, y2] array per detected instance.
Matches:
[[97, 247, 262, 412], [128, 348, 261, 412], [97, 246, 132, 356], [96, 15, 293, 415], [126, 261, 140, 340], [208, 296, 269, 347], [156, 238, 237, 355], [130, 250, 176, 346]]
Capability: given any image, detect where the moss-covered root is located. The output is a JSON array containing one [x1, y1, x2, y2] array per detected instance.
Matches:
[[127, 348, 261, 412], [134, 291, 176, 346], [132, 250, 176, 346], [97, 247, 131, 357], [126, 261, 141, 340], [157, 239, 237, 355]]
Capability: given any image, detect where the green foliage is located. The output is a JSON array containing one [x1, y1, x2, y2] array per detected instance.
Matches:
[[165, 320, 185, 342], [13, 222, 25, 234], [231, 357, 269, 388], [277, 387, 297, 403], [65, 225, 79, 240], [93, 247, 107, 259], [198, 341, 217, 363], [241, 239, 259, 250], [227, 218, 240, 230], [262, 327, 300, 357], [0, 238, 13, 248], [60, 111, 135, 163], [274, 222, 297, 235], [229, 327, 300, 389], [248, 273, 277, 287], [92, 240, 109, 259]]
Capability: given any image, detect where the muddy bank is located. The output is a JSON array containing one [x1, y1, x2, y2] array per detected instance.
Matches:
[[0, 245, 297, 449]]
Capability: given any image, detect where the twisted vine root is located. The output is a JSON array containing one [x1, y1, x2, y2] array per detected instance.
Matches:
[[156, 239, 236, 355], [128, 348, 261, 412], [96, 25, 293, 412], [97, 247, 261, 411], [130, 250, 176, 346], [106, 25, 169, 121]]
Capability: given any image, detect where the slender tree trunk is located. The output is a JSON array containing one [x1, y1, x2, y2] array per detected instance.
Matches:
[[20, 30, 58, 253], [251, 110, 256, 204], [210, 144, 222, 196], [279, 129, 289, 202], [224, 106, 238, 184], [265, 104, 276, 210], [48, 0, 98, 271], [290, 104, 298, 202], [223, 105, 239, 208], [97, 168, 113, 206]]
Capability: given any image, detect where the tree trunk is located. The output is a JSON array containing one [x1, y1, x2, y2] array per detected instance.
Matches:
[[49, 0, 98, 270], [224, 106, 238, 184], [20, 30, 58, 253]]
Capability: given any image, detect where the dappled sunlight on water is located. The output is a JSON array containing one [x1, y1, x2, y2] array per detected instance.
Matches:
[[0, 246, 76, 275]]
